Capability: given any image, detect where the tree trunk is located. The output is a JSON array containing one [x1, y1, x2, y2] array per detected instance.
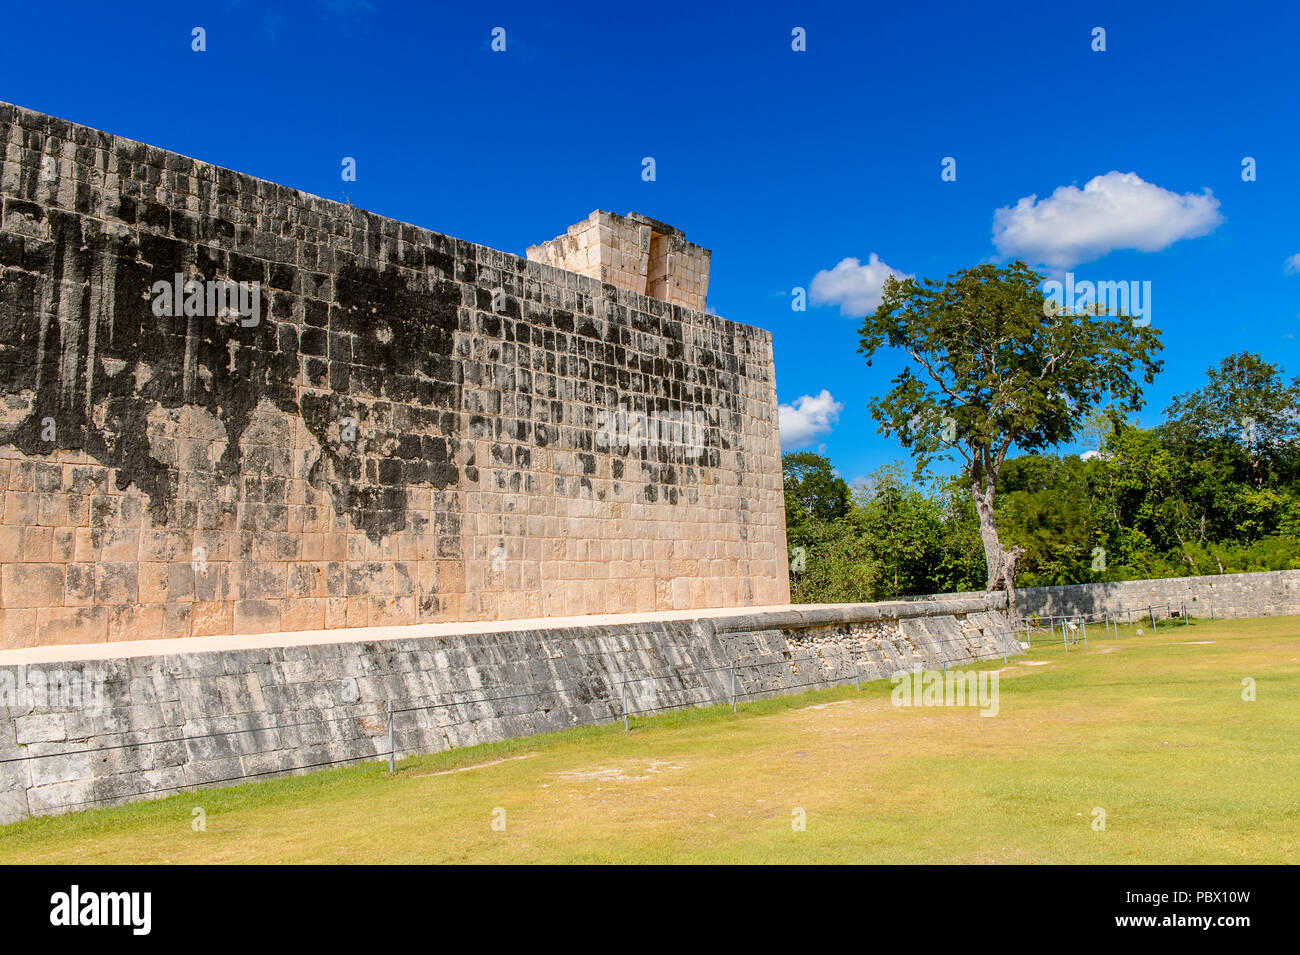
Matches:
[[971, 467, 1023, 625], [999, 545, 1026, 625], [972, 481, 1002, 591]]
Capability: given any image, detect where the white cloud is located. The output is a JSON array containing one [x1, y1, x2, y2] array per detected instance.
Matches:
[[992, 171, 1223, 269], [809, 254, 912, 317], [1284, 253, 1300, 275], [779, 390, 842, 449]]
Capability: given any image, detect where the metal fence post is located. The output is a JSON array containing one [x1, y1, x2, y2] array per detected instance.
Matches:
[[1183, 600, 1188, 626], [621, 673, 629, 732], [852, 647, 861, 691], [386, 699, 394, 774], [730, 661, 737, 713], [1082, 618, 1088, 648], [1150, 606, 1157, 631]]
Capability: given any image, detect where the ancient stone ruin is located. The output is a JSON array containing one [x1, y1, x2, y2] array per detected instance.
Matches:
[[0, 102, 789, 649]]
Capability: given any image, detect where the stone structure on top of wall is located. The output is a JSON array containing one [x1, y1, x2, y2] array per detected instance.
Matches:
[[526, 211, 711, 312], [0, 102, 788, 650]]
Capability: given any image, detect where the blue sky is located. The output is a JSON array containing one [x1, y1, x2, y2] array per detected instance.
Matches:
[[3, 0, 1297, 486]]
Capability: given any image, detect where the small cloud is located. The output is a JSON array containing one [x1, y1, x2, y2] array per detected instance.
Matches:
[[809, 254, 912, 317], [1284, 253, 1300, 275], [779, 390, 842, 449], [993, 171, 1223, 270]]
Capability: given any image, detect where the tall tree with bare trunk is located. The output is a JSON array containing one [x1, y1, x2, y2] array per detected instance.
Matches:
[[858, 262, 1163, 619]]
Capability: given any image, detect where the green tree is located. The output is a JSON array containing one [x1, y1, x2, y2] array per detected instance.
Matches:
[[785, 518, 879, 603], [1164, 351, 1300, 485], [1091, 415, 1300, 577], [995, 454, 1098, 587], [858, 262, 1163, 615], [929, 474, 988, 593], [851, 465, 944, 597], [782, 451, 850, 526]]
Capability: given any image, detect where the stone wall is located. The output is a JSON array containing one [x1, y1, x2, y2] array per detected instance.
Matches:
[[1015, 569, 1300, 621], [0, 595, 1015, 823], [0, 102, 787, 649]]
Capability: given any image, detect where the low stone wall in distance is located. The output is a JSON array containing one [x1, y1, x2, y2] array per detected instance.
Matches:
[[1015, 569, 1300, 621], [899, 569, 1300, 622]]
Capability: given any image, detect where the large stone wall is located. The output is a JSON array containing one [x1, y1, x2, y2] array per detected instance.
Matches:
[[1015, 569, 1300, 621], [0, 102, 788, 649], [0, 595, 1015, 823]]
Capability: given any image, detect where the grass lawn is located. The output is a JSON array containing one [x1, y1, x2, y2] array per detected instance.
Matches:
[[2, 615, 1297, 864]]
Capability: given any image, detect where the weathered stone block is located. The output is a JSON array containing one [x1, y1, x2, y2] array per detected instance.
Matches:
[[2, 563, 63, 607]]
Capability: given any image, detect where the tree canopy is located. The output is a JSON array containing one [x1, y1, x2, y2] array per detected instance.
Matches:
[[782, 451, 851, 525], [857, 261, 1164, 606], [1164, 352, 1300, 480], [784, 352, 1300, 606]]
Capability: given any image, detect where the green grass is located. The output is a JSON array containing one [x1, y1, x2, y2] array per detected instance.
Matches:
[[3, 615, 1297, 863]]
